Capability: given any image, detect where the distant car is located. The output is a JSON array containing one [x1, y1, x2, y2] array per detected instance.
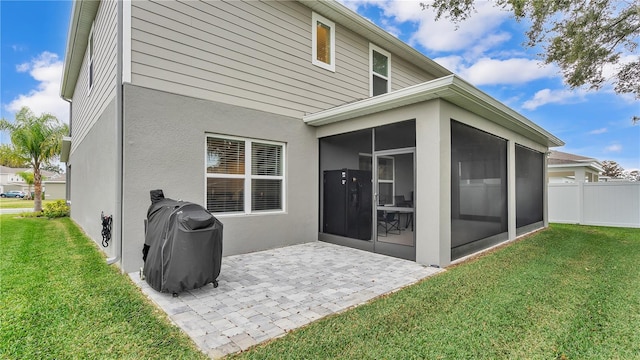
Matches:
[[0, 191, 27, 198]]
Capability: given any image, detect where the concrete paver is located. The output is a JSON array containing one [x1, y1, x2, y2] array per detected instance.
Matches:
[[129, 241, 442, 358]]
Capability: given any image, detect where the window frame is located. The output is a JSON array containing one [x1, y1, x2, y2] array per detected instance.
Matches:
[[312, 12, 336, 72], [205, 134, 286, 216], [369, 43, 391, 97], [88, 23, 95, 93]]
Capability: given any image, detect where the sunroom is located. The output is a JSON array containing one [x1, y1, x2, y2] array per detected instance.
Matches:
[[305, 75, 563, 267]]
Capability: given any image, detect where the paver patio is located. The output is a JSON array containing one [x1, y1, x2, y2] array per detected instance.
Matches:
[[129, 241, 443, 358]]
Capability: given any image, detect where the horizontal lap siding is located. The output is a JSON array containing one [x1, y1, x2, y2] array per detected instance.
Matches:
[[392, 55, 437, 90], [71, 0, 117, 153], [130, 0, 437, 118]]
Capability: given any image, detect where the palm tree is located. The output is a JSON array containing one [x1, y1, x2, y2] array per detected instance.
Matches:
[[0, 107, 68, 212]]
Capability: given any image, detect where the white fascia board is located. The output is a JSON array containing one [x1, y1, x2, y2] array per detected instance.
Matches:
[[549, 163, 604, 173], [60, 0, 100, 100], [303, 74, 564, 148], [445, 76, 564, 147], [303, 75, 456, 126]]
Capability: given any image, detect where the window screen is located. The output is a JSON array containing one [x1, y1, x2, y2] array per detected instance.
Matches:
[[451, 120, 508, 251], [516, 144, 544, 228]]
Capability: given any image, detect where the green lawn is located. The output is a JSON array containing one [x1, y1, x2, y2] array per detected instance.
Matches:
[[232, 224, 640, 359], [2, 217, 639, 359], [0, 215, 207, 359], [0, 198, 54, 209]]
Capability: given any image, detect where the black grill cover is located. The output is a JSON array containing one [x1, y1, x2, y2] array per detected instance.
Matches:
[[142, 190, 222, 294]]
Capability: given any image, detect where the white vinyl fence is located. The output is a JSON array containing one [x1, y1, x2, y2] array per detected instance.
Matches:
[[548, 182, 640, 228]]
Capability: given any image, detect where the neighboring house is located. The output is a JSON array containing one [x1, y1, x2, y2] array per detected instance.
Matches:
[[43, 174, 67, 200], [548, 150, 602, 183], [0, 165, 59, 196], [60, 0, 563, 273]]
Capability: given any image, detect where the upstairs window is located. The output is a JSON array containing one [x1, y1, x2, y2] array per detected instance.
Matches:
[[88, 25, 95, 91], [370, 44, 390, 96], [206, 135, 285, 215], [312, 12, 335, 72]]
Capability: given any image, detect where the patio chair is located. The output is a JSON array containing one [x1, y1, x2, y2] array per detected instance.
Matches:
[[377, 210, 401, 236]]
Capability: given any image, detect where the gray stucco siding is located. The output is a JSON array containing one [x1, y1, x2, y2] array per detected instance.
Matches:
[[70, 0, 118, 154], [69, 97, 118, 259], [120, 84, 318, 273]]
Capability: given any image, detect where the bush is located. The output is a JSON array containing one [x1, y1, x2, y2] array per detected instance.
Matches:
[[43, 200, 70, 218]]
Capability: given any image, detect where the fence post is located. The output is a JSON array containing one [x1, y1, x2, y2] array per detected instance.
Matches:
[[578, 181, 584, 225]]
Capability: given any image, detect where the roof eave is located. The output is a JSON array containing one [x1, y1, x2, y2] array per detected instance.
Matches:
[[300, 0, 452, 79], [548, 163, 604, 172], [60, 0, 100, 100], [303, 74, 564, 148]]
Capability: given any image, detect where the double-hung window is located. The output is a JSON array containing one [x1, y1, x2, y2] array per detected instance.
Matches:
[[370, 43, 390, 96], [312, 12, 335, 72], [206, 135, 285, 214]]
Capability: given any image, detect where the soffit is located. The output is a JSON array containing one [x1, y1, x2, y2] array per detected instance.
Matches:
[[60, 0, 100, 100]]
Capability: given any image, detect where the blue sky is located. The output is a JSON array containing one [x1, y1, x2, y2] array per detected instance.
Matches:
[[1, 0, 638, 170]]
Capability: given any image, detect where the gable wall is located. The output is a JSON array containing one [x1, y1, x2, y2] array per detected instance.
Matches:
[[129, 0, 437, 119], [70, 0, 118, 154]]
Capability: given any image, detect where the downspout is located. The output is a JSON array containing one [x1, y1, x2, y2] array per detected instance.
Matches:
[[107, 0, 124, 266], [62, 98, 72, 204]]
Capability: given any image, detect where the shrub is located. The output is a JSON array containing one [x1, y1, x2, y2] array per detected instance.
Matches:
[[43, 200, 70, 218]]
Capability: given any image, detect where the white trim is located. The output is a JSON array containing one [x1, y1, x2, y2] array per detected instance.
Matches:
[[369, 43, 391, 97], [205, 134, 286, 216], [311, 12, 336, 72], [122, 0, 131, 83], [303, 74, 564, 148]]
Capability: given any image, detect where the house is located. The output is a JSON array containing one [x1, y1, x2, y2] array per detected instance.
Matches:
[[43, 173, 68, 200], [548, 150, 602, 183], [59, 0, 563, 273], [0, 165, 62, 198]]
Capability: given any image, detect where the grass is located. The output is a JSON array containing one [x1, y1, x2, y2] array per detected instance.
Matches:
[[231, 224, 640, 359], [0, 198, 54, 209], [0, 215, 207, 359], [2, 217, 639, 359]]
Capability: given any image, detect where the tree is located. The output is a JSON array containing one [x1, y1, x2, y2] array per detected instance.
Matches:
[[0, 107, 68, 212], [601, 160, 625, 178], [422, 0, 639, 121], [0, 144, 29, 168]]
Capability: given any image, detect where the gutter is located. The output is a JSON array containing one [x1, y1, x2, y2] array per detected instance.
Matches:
[[107, 0, 124, 266]]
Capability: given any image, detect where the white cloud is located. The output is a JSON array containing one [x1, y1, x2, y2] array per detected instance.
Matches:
[[16, 63, 30, 72], [408, 2, 512, 53], [605, 144, 622, 153], [5, 52, 68, 124], [342, 0, 562, 89], [432, 55, 464, 73], [589, 128, 608, 135], [522, 88, 587, 110], [458, 58, 556, 86]]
